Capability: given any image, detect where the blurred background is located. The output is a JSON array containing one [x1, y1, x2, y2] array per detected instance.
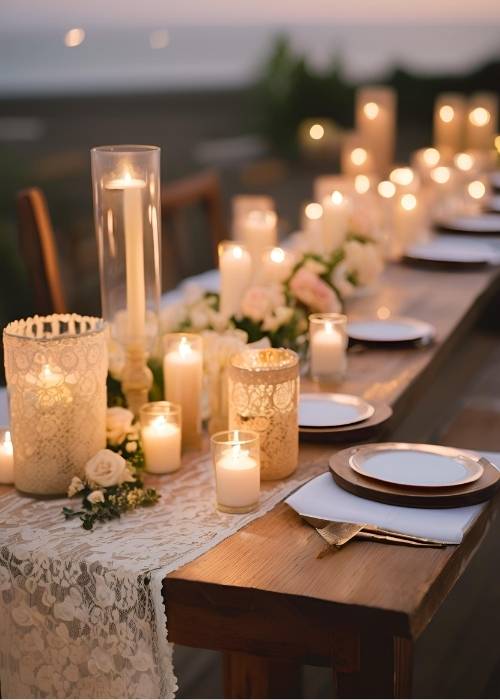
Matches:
[[1, 0, 500, 327]]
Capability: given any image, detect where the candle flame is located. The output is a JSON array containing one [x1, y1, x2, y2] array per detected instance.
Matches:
[[401, 193, 417, 211], [469, 107, 490, 127], [454, 152, 474, 171], [423, 148, 440, 167], [3, 430, 13, 454], [305, 202, 323, 220], [331, 190, 344, 205], [309, 123, 325, 140], [354, 174, 370, 194], [351, 147, 368, 166], [439, 104, 455, 123], [468, 180, 486, 200], [377, 306, 391, 320], [178, 336, 193, 358], [377, 180, 396, 199], [270, 247, 285, 264], [232, 245, 243, 259], [390, 167, 414, 186], [430, 166, 451, 184], [364, 102, 379, 120]]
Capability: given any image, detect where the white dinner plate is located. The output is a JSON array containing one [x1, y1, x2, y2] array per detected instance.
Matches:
[[347, 317, 435, 343], [487, 195, 500, 213], [490, 171, 500, 190], [349, 443, 484, 488], [436, 214, 500, 234], [405, 240, 494, 265], [299, 393, 375, 428]]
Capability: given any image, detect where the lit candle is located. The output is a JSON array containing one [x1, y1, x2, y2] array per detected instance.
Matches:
[[212, 432, 260, 513], [232, 195, 275, 241], [356, 86, 396, 176], [411, 147, 441, 180], [434, 93, 466, 157], [313, 175, 353, 204], [466, 93, 498, 151], [462, 178, 488, 215], [302, 202, 324, 253], [309, 313, 347, 383], [106, 170, 147, 342], [321, 190, 350, 253], [260, 247, 294, 284], [218, 242, 252, 318], [0, 429, 14, 484], [393, 192, 423, 250], [163, 334, 203, 449], [140, 405, 182, 474], [239, 210, 278, 272], [389, 166, 419, 192], [340, 133, 374, 176]]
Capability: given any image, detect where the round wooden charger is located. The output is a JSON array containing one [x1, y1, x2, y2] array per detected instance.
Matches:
[[299, 403, 392, 444], [329, 446, 500, 508]]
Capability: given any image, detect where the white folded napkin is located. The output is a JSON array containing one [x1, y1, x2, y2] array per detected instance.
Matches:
[[286, 451, 500, 544]]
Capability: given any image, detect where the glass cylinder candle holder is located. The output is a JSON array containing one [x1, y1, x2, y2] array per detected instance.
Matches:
[[0, 428, 14, 485], [228, 348, 299, 481], [91, 145, 161, 417], [309, 313, 348, 384], [3, 314, 108, 496], [163, 333, 203, 450], [211, 429, 260, 513], [140, 401, 182, 474]]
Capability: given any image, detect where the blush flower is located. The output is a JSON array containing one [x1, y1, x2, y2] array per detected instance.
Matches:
[[289, 267, 341, 313]]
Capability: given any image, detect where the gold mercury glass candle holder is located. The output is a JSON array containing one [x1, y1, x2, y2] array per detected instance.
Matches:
[[140, 401, 182, 474], [211, 429, 260, 513], [3, 314, 108, 496], [91, 145, 161, 417], [228, 348, 299, 481], [309, 313, 348, 385]]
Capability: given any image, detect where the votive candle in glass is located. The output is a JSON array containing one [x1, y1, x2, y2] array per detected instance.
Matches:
[[140, 401, 182, 474], [228, 348, 299, 481], [211, 429, 260, 513], [0, 428, 14, 485], [218, 241, 252, 319], [309, 313, 347, 384], [3, 314, 108, 495], [163, 333, 203, 450]]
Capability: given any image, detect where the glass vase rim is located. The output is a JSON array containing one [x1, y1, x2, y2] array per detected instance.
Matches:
[[3, 314, 107, 341], [140, 401, 181, 418], [308, 312, 347, 324], [211, 429, 259, 447], [91, 144, 160, 155], [230, 347, 298, 372], [163, 332, 203, 346]]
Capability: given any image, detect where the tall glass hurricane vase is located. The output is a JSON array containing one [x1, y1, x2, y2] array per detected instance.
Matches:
[[91, 145, 161, 416]]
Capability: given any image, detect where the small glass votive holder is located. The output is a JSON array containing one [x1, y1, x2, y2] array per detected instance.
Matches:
[[140, 401, 182, 474], [309, 313, 348, 384], [0, 427, 14, 485], [211, 429, 260, 514]]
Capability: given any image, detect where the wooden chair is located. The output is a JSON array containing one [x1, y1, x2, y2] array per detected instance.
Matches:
[[161, 169, 228, 288], [17, 188, 67, 315]]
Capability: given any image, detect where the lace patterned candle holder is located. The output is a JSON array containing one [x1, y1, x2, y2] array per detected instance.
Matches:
[[211, 429, 260, 513], [3, 314, 108, 496], [91, 145, 161, 416], [228, 348, 299, 481], [309, 313, 348, 384]]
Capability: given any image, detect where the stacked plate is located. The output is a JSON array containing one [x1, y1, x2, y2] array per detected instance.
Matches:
[[435, 213, 500, 235], [347, 317, 436, 346], [405, 238, 499, 267]]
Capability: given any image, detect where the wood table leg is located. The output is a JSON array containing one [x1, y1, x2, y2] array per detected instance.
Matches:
[[335, 634, 413, 699], [223, 651, 302, 699]]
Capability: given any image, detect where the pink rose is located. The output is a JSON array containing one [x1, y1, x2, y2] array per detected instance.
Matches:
[[289, 267, 340, 313], [240, 286, 272, 322]]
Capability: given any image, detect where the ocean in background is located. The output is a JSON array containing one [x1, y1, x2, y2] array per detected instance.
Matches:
[[1, 23, 500, 96]]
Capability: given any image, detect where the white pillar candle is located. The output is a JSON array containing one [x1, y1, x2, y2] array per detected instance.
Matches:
[[393, 192, 423, 250], [356, 86, 396, 176], [411, 148, 442, 181], [260, 247, 294, 284], [215, 443, 260, 510], [0, 430, 14, 484], [218, 242, 252, 318], [142, 416, 181, 473], [163, 336, 203, 449], [311, 325, 346, 378], [313, 175, 353, 204], [466, 93, 498, 151], [321, 191, 350, 253], [106, 171, 147, 342], [239, 210, 277, 271], [232, 195, 275, 241], [434, 93, 466, 157], [302, 202, 324, 253], [341, 133, 375, 176]]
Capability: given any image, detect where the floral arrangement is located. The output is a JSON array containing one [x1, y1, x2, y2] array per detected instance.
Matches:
[[63, 407, 160, 530]]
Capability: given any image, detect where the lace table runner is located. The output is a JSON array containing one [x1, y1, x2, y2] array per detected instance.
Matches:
[[0, 450, 328, 699]]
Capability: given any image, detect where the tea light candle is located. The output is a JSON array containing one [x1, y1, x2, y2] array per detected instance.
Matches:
[[356, 86, 396, 176], [321, 190, 350, 253], [163, 334, 203, 449], [211, 430, 260, 513], [239, 210, 278, 271], [466, 93, 498, 151], [218, 241, 252, 318], [0, 429, 14, 484], [302, 202, 324, 253], [434, 93, 466, 157], [260, 247, 294, 284], [140, 402, 182, 473], [309, 313, 347, 383]]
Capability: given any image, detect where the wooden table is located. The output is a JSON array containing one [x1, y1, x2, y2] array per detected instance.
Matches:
[[164, 262, 500, 698]]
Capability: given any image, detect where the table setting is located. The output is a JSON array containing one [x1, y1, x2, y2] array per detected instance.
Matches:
[[0, 85, 500, 699]]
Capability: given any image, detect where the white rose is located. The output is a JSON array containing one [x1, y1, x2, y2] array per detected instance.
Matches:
[[67, 476, 84, 498], [331, 262, 355, 299], [125, 441, 137, 453], [85, 449, 135, 488], [87, 490, 105, 504], [106, 407, 134, 445]]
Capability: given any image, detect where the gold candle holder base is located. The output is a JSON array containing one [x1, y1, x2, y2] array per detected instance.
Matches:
[[122, 345, 153, 417]]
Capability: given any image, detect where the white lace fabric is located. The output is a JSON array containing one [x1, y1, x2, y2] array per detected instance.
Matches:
[[0, 450, 327, 699]]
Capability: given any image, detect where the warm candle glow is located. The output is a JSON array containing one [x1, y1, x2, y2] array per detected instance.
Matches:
[[423, 148, 440, 167], [469, 107, 491, 127], [354, 174, 371, 194], [454, 152, 474, 171], [309, 123, 325, 140], [2, 431, 13, 455], [390, 167, 414, 186], [430, 166, 451, 184], [439, 104, 455, 123], [178, 336, 193, 359], [467, 180, 486, 199], [331, 190, 344, 205], [363, 102, 380, 120], [232, 245, 243, 259], [64, 28, 85, 47], [378, 180, 396, 198], [351, 147, 368, 166], [270, 247, 285, 264], [305, 202, 323, 220], [377, 306, 391, 320], [401, 193, 417, 211]]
